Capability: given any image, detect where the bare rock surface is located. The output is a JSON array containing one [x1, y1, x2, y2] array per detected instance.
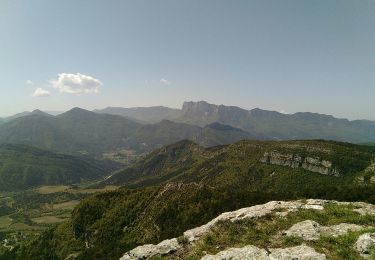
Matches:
[[355, 233, 375, 258], [320, 223, 364, 237], [352, 202, 375, 216], [201, 245, 268, 260], [261, 151, 339, 176], [120, 238, 180, 260], [284, 220, 321, 240], [284, 220, 364, 241], [202, 245, 326, 260]]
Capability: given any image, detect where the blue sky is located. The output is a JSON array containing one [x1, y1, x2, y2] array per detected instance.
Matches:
[[0, 0, 374, 120]]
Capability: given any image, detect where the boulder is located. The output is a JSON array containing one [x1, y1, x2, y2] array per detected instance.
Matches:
[[284, 220, 321, 240], [120, 238, 180, 260], [355, 233, 375, 258], [284, 221, 364, 241]]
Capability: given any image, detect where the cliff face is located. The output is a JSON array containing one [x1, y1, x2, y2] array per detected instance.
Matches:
[[180, 101, 251, 127], [260, 151, 340, 176], [182, 101, 220, 115], [178, 101, 375, 143]]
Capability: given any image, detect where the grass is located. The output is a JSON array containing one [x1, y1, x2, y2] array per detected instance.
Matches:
[[35, 185, 71, 194], [31, 216, 66, 225], [9, 223, 35, 231], [52, 200, 80, 210], [68, 185, 119, 194], [0, 216, 12, 229], [35, 184, 119, 195], [310, 228, 375, 259]]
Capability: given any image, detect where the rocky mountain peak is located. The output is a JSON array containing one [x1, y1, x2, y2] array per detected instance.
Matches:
[[182, 101, 219, 114]]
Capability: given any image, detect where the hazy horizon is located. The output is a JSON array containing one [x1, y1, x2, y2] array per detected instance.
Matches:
[[1, 0, 374, 120], [2, 100, 375, 122]]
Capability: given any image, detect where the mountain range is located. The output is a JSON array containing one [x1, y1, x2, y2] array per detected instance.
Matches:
[[0, 107, 257, 155], [93, 106, 181, 124], [1, 101, 375, 157], [175, 101, 375, 143]]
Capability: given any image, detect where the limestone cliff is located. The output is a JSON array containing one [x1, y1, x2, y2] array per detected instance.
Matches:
[[260, 151, 340, 176]]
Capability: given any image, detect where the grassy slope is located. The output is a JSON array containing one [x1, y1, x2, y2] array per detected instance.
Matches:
[[10, 140, 375, 259]]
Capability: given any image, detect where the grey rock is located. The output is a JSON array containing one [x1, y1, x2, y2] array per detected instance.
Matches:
[[284, 220, 321, 240], [320, 223, 363, 237], [269, 245, 326, 260], [284, 221, 364, 241], [202, 245, 326, 260], [201, 245, 268, 260], [120, 238, 180, 260], [355, 233, 375, 258], [261, 151, 339, 176]]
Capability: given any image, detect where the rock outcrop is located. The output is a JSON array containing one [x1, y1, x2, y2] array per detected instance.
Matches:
[[355, 233, 375, 258], [120, 238, 179, 260], [284, 220, 364, 241], [201, 244, 326, 260], [261, 151, 340, 176], [183, 200, 326, 243], [120, 200, 375, 260]]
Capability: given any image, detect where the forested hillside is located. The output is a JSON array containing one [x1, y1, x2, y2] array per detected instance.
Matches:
[[0, 144, 119, 190]]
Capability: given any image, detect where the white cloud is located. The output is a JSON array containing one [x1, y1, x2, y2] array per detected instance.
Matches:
[[33, 88, 51, 97], [160, 78, 171, 86], [26, 80, 34, 85], [50, 73, 102, 95]]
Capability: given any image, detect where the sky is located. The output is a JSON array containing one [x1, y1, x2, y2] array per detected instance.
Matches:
[[0, 0, 374, 120]]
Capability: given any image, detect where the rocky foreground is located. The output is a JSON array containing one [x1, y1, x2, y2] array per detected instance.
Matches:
[[120, 199, 375, 259]]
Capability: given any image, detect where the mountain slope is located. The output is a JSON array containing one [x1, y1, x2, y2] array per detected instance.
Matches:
[[176, 101, 375, 143], [0, 144, 119, 190], [0, 109, 141, 154], [3, 109, 51, 122], [131, 120, 260, 151], [94, 106, 182, 123], [16, 140, 375, 259]]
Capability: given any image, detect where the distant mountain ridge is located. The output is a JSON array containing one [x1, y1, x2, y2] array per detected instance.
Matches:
[[91, 101, 375, 143], [175, 101, 375, 143], [0, 107, 257, 155], [94, 106, 181, 123], [3, 101, 375, 148]]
